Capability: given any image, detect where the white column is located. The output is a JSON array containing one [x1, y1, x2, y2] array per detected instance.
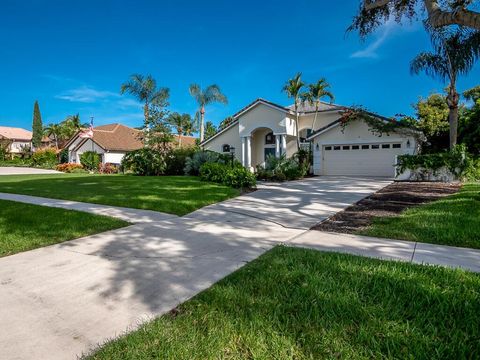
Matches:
[[275, 135, 281, 158], [246, 136, 252, 169], [241, 137, 246, 167], [281, 135, 287, 156]]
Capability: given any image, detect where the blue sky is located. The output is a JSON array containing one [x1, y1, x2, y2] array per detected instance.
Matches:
[[1, 0, 479, 130]]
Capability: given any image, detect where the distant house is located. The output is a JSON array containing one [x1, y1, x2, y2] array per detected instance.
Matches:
[[0, 126, 33, 155], [66, 123, 196, 165]]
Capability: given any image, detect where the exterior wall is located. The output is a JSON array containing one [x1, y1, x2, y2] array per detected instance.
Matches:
[[298, 111, 342, 133], [67, 137, 84, 163], [202, 123, 242, 162], [70, 139, 105, 164], [312, 119, 417, 176], [285, 135, 298, 158], [239, 104, 289, 137], [104, 152, 126, 164], [251, 128, 275, 167], [9, 140, 31, 153]]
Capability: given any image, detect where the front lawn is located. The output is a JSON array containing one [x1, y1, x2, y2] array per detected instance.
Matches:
[[0, 174, 240, 216], [359, 183, 480, 249], [0, 199, 128, 257], [86, 247, 480, 359]]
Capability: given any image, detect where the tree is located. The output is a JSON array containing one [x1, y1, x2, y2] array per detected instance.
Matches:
[[414, 94, 450, 137], [204, 121, 218, 140], [410, 30, 480, 148], [121, 74, 170, 124], [300, 78, 335, 131], [219, 116, 235, 130], [32, 100, 43, 149], [43, 123, 63, 148], [189, 84, 228, 142], [459, 85, 480, 155], [350, 0, 480, 36], [167, 112, 193, 147], [282, 73, 305, 147]]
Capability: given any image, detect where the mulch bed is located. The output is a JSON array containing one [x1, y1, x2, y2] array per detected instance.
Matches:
[[312, 182, 461, 234]]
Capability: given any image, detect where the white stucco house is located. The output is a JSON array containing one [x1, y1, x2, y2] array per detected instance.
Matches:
[[201, 99, 420, 177]]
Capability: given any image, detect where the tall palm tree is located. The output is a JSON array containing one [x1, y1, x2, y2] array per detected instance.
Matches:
[[121, 74, 170, 124], [411, 30, 480, 149], [282, 73, 305, 147], [167, 112, 193, 147], [301, 78, 335, 132], [189, 84, 227, 142], [44, 123, 62, 148]]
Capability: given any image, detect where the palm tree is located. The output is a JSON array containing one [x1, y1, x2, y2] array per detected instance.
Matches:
[[167, 112, 193, 147], [44, 123, 63, 148], [282, 73, 305, 147], [204, 121, 218, 141], [121, 74, 170, 124], [411, 30, 480, 149], [301, 78, 335, 132], [189, 84, 227, 142]]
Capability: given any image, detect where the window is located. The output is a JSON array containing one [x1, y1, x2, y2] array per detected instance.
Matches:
[[361, 145, 369, 150], [265, 132, 275, 145], [325, 146, 332, 151], [392, 143, 401, 149], [382, 144, 390, 149], [371, 144, 380, 149], [222, 144, 230, 153], [352, 145, 360, 150], [333, 146, 341, 150], [342, 145, 350, 150]]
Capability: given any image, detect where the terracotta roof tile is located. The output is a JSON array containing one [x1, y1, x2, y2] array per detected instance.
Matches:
[[0, 126, 32, 141]]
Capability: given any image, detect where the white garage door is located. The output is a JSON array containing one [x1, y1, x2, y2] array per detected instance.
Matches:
[[323, 143, 404, 177]]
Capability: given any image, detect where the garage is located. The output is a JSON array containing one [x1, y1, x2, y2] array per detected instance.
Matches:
[[322, 142, 404, 177]]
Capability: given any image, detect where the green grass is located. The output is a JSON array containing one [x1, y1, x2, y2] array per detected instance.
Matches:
[[0, 174, 240, 216], [358, 183, 480, 249], [86, 246, 480, 359], [0, 199, 128, 257]]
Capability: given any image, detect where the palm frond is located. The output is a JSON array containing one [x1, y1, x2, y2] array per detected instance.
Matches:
[[410, 52, 449, 81]]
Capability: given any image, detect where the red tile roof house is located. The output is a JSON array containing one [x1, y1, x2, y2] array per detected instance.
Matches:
[[65, 123, 196, 165], [0, 126, 33, 155]]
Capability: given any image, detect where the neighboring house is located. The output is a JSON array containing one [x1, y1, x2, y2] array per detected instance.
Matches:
[[66, 123, 196, 165], [0, 126, 32, 154], [201, 98, 419, 177]]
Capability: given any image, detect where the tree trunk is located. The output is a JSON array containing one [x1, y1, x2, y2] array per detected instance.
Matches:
[[178, 128, 182, 148], [200, 106, 205, 143], [446, 86, 459, 150], [55, 135, 58, 149], [311, 102, 319, 131], [144, 102, 149, 124]]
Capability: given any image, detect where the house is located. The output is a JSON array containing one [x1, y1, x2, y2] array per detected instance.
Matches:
[[0, 126, 33, 155], [201, 99, 419, 177], [66, 123, 196, 165]]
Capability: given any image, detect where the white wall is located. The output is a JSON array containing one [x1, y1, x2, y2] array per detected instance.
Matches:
[[71, 139, 105, 164], [251, 128, 275, 167], [9, 141, 31, 153], [239, 104, 290, 137], [202, 123, 242, 162], [104, 152, 126, 164]]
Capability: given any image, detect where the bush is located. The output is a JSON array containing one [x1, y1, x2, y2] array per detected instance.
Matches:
[[200, 162, 256, 189], [98, 162, 119, 174], [256, 153, 308, 181], [184, 150, 232, 175], [58, 148, 69, 164], [121, 148, 166, 176], [31, 148, 58, 168], [80, 151, 101, 171], [165, 147, 197, 175], [55, 163, 85, 173]]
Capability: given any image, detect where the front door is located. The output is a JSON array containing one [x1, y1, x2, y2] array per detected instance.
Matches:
[[264, 147, 275, 162]]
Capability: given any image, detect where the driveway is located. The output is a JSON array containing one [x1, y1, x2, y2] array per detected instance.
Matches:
[[0, 176, 389, 360], [0, 166, 62, 175]]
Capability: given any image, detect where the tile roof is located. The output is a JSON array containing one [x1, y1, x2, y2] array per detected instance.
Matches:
[[91, 123, 144, 151], [0, 126, 32, 141]]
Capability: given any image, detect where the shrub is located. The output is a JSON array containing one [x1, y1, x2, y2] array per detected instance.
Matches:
[[58, 148, 69, 164], [184, 150, 231, 175], [31, 148, 58, 168], [256, 153, 308, 181], [80, 151, 101, 171], [55, 163, 85, 173], [200, 162, 256, 189], [0, 143, 8, 161], [121, 148, 166, 176], [98, 162, 119, 174], [165, 147, 197, 175]]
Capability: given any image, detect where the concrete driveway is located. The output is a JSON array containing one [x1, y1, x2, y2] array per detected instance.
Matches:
[[0, 176, 389, 359], [0, 166, 62, 175]]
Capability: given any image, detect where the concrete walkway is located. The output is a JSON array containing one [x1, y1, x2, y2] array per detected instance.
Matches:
[[0, 176, 478, 359], [0, 166, 62, 175]]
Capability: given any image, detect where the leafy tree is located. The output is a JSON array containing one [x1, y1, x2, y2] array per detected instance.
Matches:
[[459, 85, 480, 155], [300, 78, 335, 131], [32, 100, 43, 149], [282, 73, 305, 147], [411, 30, 480, 148], [204, 121, 218, 140], [121, 74, 170, 124], [167, 112, 193, 147], [43, 123, 63, 148], [350, 0, 480, 36], [189, 84, 228, 142], [144, 104, 174, 151]]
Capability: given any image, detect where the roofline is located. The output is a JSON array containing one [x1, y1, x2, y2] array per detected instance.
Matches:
[[232, 98, 294, 119], [200, 120, 239, 146], [72, 137, 106, 152]]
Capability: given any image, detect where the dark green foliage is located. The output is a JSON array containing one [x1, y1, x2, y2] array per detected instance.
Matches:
[[121, 148, 165, 176], [80, 151, 101, 171], [58, 148, 69, 163], [164, 147, 197, 175], [199, 162, 256, 189], [256, 153, 309, 181], [31, 148, 57, 168], [31, 101, 43, 149], [86, 247, 480, 359], [184, 150, 232, 176]]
